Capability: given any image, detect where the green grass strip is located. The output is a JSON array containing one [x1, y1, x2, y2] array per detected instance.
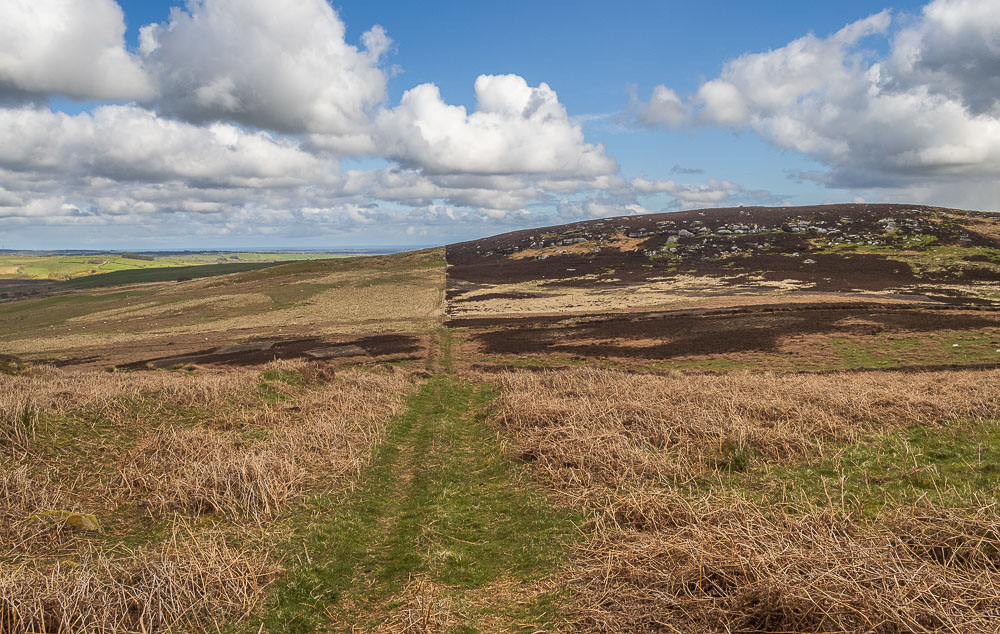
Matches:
[[253, 375, 579, 633]]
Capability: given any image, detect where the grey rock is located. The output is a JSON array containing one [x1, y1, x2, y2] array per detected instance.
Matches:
[[305, 345, 368, 359]]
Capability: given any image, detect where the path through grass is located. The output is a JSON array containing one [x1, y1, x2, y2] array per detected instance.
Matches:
[[256, 373, 580, 632]]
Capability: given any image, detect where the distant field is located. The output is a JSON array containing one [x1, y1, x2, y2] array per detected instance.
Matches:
[[0, 252, 350, 281], [0, 248, 446, 359]]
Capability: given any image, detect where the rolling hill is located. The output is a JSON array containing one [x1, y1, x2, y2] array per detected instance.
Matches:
[[445, 203, 1000, 373]]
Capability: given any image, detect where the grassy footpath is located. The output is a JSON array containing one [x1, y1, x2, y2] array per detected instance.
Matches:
[[253, 372, 580, 632]]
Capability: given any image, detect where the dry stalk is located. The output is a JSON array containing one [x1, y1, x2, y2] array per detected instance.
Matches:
[[487, 367, 1000, 632], [569, 493, 1000, 633], [0, 395, 38, 454], [489, 367, 1000, 486], [0, 522, 277, 633], [0, 466, 76, 556], [116, 364, 413, 520]]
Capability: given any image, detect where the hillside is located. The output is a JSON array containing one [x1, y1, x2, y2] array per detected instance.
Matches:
[[0, 249, 446, 368], [448, 203, 1000, 305], [445, 203, 1000, 373]]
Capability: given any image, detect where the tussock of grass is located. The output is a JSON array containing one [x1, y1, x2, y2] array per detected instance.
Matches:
[[489, 367, 1000, 485], [0, 466, 75, 556], [1, 359, 416, 632], [571, 493, 1000, 632], [121, 427, 307, 520], [117, 365, 413, 520], [489, 366, 1000, 631], [0, 525, 277, 633], [370, 576, 457, 633], [0, 396, 38, 453]]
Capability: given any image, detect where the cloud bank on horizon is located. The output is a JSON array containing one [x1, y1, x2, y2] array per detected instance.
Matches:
[[0, 0, 998, 247]]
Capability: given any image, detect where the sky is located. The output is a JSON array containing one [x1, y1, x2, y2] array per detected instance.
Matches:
[[1, 0, 999, 249]]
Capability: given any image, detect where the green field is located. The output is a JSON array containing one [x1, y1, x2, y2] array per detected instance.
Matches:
[[60, 261, 283, 289], [0, 252, 351, 281]]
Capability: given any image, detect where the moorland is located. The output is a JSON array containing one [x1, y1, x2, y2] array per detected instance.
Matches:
[[3, 202, 1000, 632]]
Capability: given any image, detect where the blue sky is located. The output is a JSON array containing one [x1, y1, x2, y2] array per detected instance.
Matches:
[[1, 0, 997, 249]]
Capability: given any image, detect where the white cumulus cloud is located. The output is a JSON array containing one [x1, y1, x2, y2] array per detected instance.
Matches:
[[138, 0, 389, 136], [375, 74, 618, 177], [0, 0, 153, 101], [0, 105, 336, 188], [634, 85, 689, 127], [635, 0, 1000, 209], [0, 0, 781, 244]]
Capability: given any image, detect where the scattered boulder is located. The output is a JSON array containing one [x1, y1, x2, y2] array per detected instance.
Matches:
[[0, 354, 25, 375], [304, 344, 368, 359], [215, 342, 274, 354], [33, 510, 101, 532]]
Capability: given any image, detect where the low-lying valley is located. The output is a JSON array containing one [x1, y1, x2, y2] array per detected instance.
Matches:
[[4, 203, 1000, 632]]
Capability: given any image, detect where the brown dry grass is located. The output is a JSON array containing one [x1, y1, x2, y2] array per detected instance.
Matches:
[[0, 523, 277, 633], [0, 466, 78, 555], [0, 359, 418, 632], [487, 367, 1000, 632], [1, 361, 413, 524], [489, 367, 1000, 486], [369, 577, 458, 633], [0, 395, 39, 455], [571, 492, 1000, 633], [119, 366, 410, 520]]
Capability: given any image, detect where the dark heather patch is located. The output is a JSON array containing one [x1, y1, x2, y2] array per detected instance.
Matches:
[[118, 335, 422, 369]]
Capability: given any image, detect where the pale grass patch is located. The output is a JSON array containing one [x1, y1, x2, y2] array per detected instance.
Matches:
[[0, 523, 277, 633], [0, 466, 76, 556], [450, 275, 747, 317], [65, 292, 271, 324], [449, 275, 846, 317], [740, 274, 817, 291], [506, 232, 648, 260], [489, 366, 1000, 486], [487, 366, 1000, 631], [571, 492, 1000, 633], [915, 281, 1000, 301]]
